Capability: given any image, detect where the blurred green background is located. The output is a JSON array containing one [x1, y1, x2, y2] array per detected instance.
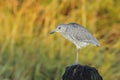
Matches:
[[0, 0, 120, 80]]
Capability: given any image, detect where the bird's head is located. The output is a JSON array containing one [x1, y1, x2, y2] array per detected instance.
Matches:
[[49, 24, 67, 34]]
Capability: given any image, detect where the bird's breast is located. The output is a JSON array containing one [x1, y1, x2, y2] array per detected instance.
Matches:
[[61, 32, 75, 42]]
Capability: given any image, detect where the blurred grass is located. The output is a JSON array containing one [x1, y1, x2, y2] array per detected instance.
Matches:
[[0, 0, 120, 80]]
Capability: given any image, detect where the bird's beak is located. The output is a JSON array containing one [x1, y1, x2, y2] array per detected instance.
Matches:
[[49, 30, 56, 34]]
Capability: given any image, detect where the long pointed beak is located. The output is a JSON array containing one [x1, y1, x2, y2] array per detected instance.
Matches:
[[49, 30, 56, 34], [49, 31, 55, 34]]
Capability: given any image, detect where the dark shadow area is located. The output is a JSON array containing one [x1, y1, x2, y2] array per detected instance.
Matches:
[[62, 64, 103, 80]]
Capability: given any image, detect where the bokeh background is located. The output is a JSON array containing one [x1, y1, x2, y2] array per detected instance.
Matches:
[[0, 0, 120, 80]]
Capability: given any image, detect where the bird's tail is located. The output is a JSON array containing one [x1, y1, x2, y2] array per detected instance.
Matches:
[[92, 38, 100, 47], [94, 39, 100, 47], [96, 44, 100, 47]]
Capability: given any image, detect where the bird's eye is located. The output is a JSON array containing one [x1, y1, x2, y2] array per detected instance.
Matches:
[[58, 27, 61, 29]]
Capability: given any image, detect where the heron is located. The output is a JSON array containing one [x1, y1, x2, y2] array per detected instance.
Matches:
[[49, 23, 100, 64]]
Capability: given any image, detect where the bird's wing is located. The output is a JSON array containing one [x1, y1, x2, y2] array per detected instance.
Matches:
[[68, 23, 100, 46]]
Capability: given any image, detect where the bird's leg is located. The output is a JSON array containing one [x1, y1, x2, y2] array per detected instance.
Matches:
[[76, 48, 79, 64]]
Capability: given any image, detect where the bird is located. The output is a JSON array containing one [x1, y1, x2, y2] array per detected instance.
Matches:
[[49, 22, 100, 64]]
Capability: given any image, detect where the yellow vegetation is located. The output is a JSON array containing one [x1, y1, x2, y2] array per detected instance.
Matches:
[[0, 0, 120, 80]]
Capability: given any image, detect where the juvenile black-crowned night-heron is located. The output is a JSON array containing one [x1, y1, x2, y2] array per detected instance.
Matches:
[[50, 23, 100, 64]]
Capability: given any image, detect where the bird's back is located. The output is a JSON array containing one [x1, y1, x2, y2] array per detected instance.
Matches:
[[61, 23, 100, 49]]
